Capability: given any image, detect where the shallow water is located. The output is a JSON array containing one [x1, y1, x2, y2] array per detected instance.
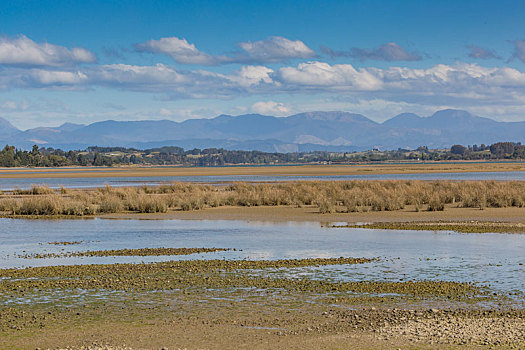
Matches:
[[0, 218, 524, 295], [1, 171, 525, 190]]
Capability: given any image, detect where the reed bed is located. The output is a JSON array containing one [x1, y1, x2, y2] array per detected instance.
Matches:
[[1, 180, 525, 216]]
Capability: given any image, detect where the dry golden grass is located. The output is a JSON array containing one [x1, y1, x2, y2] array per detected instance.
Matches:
[[2, 180, 525, 217]]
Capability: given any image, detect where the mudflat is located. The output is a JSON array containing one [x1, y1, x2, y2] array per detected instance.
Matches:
[[1, 257, 523, 349], [2, 161, 525, 179], [2, 178, 525, 349], [106, 204, 525, 226]]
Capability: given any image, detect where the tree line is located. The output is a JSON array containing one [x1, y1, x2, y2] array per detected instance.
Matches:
[[1, 142, 525, 167]]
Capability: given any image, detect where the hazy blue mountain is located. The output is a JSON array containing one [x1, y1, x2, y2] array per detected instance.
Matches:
[[57, 122, 85, 132], [382, 113, 423, 128], [2, 109, 525, 151], [0, 117, 20, 137], [380, 109, 525, 148]]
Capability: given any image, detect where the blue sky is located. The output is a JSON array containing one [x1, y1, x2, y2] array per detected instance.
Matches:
[[1, 0, 525, 129]]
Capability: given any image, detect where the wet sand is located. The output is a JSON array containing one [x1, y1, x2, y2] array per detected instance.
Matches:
[[3, 307, 524, 349], [104, 205, 525, 226], [2, 171, 525, 348], [3, 161, 525, 179], [1, 257, 523, 349]]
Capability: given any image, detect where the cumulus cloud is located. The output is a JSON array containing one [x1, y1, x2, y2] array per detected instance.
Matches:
[[467, 45, 501, 59], [322, 42, 421, 62], [135, 36, 315, 65], [236, 36, 316, 63], [135, 37, 216, 65], [3, 61, 525, 112], [251, 101, 291, 115], [89, 64, 274, 97], [0, 35, 96, 67], [227, 65, 274, 87], [31, 69, 89, 85], [277, 61, 383, 90], [510, 40, 525, 63]]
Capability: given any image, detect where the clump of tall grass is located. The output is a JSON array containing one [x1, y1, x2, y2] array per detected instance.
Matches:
[[13, 185, 55, 195], [427, 194, 445, 211], [98, 197, 124, 213], [128, 194, 168, 213], [0, 198, 19, 213], [2, 180, 525, 216]]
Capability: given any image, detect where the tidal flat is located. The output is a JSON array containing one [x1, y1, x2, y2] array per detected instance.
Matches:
[[1, 218, 524, 349], [18, 247, 233, 259], [0, 255, 523, 349], [3, 161, 525, 180], [333, 221, 525, 234], [1, 177, 525, 349]]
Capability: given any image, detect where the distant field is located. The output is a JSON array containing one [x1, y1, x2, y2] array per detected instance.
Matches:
[[2, 161, 525, 178]]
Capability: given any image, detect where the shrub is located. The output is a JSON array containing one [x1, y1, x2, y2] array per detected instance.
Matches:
[[99, 198, 123, 213], [427, 195, 445, 211]]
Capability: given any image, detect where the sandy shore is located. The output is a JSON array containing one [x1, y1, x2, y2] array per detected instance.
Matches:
[[3, 161, 525, 179], [103, 205, 525, 224]]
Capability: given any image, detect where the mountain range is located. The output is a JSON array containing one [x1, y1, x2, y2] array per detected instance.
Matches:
[[1, 109, 524, 152]]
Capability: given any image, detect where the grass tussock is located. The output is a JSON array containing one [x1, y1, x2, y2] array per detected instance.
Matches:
[[2, 180, 525, 216]]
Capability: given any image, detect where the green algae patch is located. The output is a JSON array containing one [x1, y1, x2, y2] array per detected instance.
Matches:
[[0, 257, 484, 300], [19, 247, 233, 259], [334, 221, 525, 234]]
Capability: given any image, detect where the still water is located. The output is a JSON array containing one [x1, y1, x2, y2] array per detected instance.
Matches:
[[1, 171, 525, 190], [1, 218, 523, 295]]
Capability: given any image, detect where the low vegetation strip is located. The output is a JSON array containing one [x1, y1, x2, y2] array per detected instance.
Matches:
[[1, 257, 373, 278], [334, 221, 525, 233], [19, 247, 233, 259], [1, 141, 524, 167], [2, 180, 525, 217], [0, 258, 482, 299]]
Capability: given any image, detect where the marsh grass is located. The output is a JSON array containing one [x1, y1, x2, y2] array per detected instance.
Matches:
[[2, 180, 525, 216]]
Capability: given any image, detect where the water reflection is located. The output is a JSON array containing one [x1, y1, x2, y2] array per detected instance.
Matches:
[[1, 218, 524, 296], [2, 171, 525, 190]]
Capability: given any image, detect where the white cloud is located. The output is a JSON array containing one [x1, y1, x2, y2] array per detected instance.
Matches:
[[251, 101, 291, 115], [31, 69, 88, 85], [3, 61, 525, 117], [227, 65, 274, 87], [277, 62, 383, 90], [135, 36, 315, 65], [94, 64, 186, 85], [237, 36, 316, 63], [0, 35, 96, 67], [135, 37, 216, 65]]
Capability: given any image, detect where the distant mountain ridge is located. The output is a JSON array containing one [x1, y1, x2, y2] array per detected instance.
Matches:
[[0, 117, 19, 137], [1, 109, 525, 152]]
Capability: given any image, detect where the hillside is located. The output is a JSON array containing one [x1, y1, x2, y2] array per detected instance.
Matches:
[[2, 109, 524, 151]]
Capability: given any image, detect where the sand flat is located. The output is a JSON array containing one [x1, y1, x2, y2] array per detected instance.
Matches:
[[103, 205, 525, 224], [3, 161, 525, 179]]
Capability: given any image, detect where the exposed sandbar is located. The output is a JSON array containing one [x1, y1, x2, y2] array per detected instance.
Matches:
[[3, 161, 525, 179]]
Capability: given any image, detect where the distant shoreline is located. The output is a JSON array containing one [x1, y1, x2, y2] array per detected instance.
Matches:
[[104, 205, 525, 231], [3, 161, 525, 179], [2, 180, 525, 234]]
